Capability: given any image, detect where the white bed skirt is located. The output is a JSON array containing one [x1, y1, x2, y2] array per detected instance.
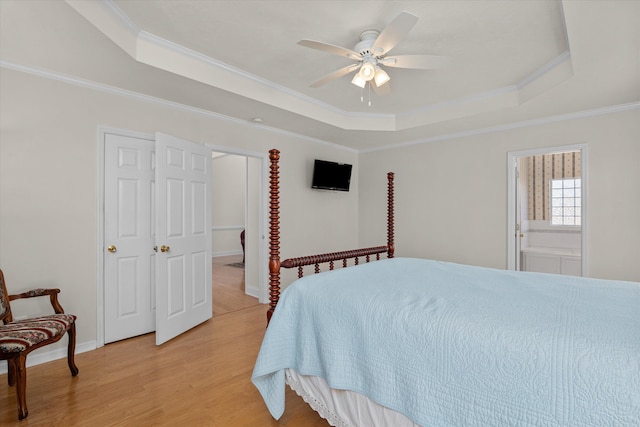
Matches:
[[285, 369, 420, 427]]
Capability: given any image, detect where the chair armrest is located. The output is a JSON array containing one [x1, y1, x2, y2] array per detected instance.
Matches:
[[8, 288, 65, 314]]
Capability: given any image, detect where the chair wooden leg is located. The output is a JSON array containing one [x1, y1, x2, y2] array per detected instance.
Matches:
[[15, 353, 28, 420], [7, 358, 17, 386], [67, 324, 79, 376]]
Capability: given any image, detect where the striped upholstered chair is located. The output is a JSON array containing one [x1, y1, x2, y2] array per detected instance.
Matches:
[[0, 269, 78, 420]]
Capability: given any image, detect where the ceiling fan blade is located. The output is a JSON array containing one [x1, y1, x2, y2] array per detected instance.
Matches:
[[310, 63, 360, 87], [298, 39, 360, 59], [381, 54, 450, 69], [371, 11, 419, 56]]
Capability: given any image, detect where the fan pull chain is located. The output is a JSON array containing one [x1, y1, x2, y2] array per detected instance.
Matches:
[[359, 82, 372, 107]]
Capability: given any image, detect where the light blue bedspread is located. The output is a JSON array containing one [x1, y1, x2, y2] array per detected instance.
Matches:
[[252, 258, 640, 426]]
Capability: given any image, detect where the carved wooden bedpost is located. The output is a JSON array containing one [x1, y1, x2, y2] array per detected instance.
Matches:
[[267, 149, 281, 324], [387, 172, 395, 258]]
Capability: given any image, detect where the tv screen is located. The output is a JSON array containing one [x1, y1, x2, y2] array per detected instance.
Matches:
[[311, 159, 352, 191]]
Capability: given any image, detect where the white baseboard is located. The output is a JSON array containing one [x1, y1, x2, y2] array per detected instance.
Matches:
[[0, 340, 97, 374], [245, 284, 259, 299]]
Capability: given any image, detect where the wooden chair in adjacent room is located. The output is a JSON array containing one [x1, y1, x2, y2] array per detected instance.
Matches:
[[241, 229, 246, 263], [0, 268, 78, 420]]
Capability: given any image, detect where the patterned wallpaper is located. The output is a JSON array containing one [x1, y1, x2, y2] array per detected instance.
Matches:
[[527, 151, 581, 220]]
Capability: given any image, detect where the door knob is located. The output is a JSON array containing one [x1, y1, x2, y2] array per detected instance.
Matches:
[[107, 245, 117, 253], [160, 245, 170, 253]]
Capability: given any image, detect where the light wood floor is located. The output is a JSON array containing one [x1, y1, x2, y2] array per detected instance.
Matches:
[[1, 255, 329, 426], [212, 254, 262, 316]]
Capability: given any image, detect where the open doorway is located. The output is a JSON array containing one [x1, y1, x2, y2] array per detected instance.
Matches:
[[211, 152, 262, 315], [507, 145, 587, 276]]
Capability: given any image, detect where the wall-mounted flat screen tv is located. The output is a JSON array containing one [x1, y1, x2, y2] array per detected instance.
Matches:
[[311, 159, 352, 191]]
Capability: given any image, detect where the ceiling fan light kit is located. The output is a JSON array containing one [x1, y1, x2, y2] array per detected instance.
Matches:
[[350, 60, 388, 89], [298, 11, 449, 96]]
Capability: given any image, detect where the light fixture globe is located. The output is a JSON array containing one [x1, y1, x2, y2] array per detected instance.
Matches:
[[360, 61, 376, 81], [351, 72, 366, 88], [373, 66, 390, 87]]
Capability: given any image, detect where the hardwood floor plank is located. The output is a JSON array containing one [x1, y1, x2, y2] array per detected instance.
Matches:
[[1, 256, 327, 426]]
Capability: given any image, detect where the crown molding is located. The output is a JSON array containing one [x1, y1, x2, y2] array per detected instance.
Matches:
[[0, 60, 356, 153], [361, 102, 640, 153]]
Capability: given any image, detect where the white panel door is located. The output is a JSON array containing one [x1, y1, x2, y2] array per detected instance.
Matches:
[[104, 133, 156, 343], [155, 133, 212, 345], [515, 159, 523, 271]]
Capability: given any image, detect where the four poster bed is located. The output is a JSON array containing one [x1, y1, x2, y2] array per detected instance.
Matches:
[[252, 149, 640, 427]]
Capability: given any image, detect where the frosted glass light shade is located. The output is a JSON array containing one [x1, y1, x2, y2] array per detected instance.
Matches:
[[351, 72, 366, 88], [374, 67, 390, 87]]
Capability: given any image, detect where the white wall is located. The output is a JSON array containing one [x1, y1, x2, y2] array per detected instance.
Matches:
[[359, 109, 640, 283], [246, 156, 262, 295], [0, 68, 359, 356], [211, 154, 246, 256]]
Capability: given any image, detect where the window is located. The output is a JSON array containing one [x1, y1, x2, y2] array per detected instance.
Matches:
[[551, 178, 581, 225]]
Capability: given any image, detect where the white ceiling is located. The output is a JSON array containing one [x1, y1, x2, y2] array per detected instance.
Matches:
[[1, 0, 639, 151]]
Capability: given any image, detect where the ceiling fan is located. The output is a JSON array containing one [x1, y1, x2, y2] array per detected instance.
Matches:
[[298, 11, 448, 90]]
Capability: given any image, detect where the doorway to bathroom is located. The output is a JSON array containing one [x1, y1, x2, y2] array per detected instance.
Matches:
[[507, 145, 587, 276]]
